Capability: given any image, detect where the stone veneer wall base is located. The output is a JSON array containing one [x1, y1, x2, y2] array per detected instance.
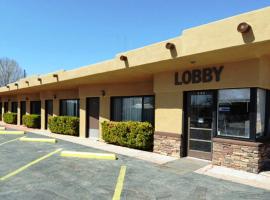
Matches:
[[212, 138, 270, 173], [153, 132, 181, 158]]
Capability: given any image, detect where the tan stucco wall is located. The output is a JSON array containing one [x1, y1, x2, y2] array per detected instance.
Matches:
[[259, 55, 270, 87], [181, 8, 270, 55], [40, 89, 79, 100], [155, 92, 182, 134], [0, 90, 79, 128], [78, 81, 153, 138], [154, 58, 270, 135], [40, 89, 79, 130], [1, 56, 270, 139], [0, 93, 39, 123], [1, 96, 18, 114]]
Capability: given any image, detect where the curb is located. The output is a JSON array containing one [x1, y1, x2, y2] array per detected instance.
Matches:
[[60, 151, 117, 160]]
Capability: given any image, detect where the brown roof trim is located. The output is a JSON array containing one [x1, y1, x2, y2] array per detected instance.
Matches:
[[213, 137, 262, 147]]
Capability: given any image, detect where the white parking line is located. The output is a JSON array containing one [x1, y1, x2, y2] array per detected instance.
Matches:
[[0, 137, 21, 146]]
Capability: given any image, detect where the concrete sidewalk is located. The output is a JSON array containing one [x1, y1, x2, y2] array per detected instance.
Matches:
[[196, 164, 270, 190], [0, 122, 177, 165]]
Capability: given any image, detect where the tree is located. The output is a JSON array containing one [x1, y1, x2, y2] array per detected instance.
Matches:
[[0, 57, 25, 87]]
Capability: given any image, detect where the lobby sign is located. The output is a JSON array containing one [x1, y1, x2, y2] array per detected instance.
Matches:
[[175, 66, 224, 85]]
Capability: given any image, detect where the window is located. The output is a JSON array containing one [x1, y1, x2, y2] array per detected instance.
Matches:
[[30, 101, 41, 115], [217, 89, 251, 138], [60, 99, 79, 117], [142, 96, 155, 125], [4, 102, 8, 113], [11, 102, 18, 113], [256, 89, 266, 138], [111, 96, 154, 125]]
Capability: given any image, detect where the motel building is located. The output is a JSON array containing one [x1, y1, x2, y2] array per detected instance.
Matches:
[[0, 7, 270, 173]]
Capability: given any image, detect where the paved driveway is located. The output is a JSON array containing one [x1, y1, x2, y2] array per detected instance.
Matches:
[[0, 132, 270, 200]]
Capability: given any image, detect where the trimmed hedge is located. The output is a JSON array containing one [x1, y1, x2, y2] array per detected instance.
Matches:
[[3, 112, 17, 124], [48, 116, 79, 136], [102, 121, 154, 151], [22, 114, 41, 128]]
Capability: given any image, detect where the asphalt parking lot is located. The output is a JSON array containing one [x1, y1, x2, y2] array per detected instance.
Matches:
[[0, 131, 270, 200]]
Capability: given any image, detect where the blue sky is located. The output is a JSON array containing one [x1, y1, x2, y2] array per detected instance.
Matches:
[[0, 0, 269, 76]]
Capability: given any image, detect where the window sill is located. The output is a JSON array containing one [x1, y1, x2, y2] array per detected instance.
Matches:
[[212, 137, 262, 147]]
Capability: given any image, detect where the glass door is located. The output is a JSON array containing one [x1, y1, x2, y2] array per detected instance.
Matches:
[[186, 91, 215, 160]]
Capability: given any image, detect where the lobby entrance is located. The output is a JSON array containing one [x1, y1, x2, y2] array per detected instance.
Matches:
[[185, 91, 216, 160]]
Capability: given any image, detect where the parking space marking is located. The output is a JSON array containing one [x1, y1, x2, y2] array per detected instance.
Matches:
[[0, 131, 25, 135], [112, 165, 127, 200], [60, 150, 117, 160], [20, 137, 57, 143], [0, 148, 62, 181], [0, 137, 21, 146]]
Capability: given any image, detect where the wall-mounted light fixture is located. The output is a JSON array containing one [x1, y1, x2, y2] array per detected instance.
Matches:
[[237, 22, 251, 33], [53, 94, 57, 99], [120, 55, 128, 61], [165, 42, 175, 50], [101, 90, 106, 97]]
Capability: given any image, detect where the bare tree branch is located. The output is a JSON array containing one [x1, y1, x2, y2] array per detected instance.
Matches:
[[0, 57, 25, 86]]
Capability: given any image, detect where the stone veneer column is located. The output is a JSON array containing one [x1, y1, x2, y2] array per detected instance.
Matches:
[[153, 132, 181, 157], [212, 138, 270, 173]]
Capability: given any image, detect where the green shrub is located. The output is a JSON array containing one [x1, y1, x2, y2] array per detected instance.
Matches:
[[3, 112, 17, 124], [22, 114, 41, 128], [102, 121, 154, 151], [48, 116, 79, 136]]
